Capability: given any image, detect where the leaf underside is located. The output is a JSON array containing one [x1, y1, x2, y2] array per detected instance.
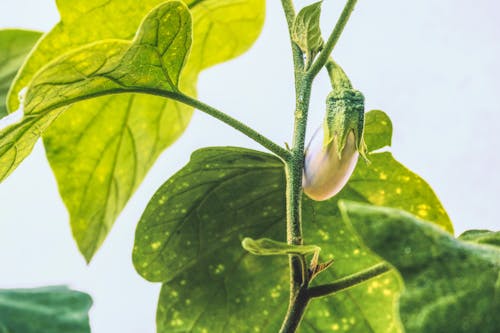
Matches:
[[1, 0, 265, 261]]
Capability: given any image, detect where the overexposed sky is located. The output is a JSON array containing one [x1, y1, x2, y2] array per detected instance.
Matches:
[[0, 1, 499, 332]]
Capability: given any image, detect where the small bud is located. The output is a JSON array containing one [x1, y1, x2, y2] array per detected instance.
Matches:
[[303, 88, 367, 201], [292, 1, 324, 67]]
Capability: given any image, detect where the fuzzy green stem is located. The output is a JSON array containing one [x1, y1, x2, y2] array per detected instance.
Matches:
[[308, 0, 359, 79], [279, 1, 361, 332], [280, 0, 296, 36], [279, 288, 310, 333], [308, 263, 392, 298], [325, 57, 352, 90], [21, 85, 290, 162], [279, 72, 314, 333], [279, 4, 310, 326], [175, 94, 291, 161], [280, 0, 305, 81]]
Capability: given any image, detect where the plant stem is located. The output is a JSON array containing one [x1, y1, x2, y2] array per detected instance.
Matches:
[[325, 57, 352, 90], [280, 0, 305, 82], [280, 0, 296, 36], [278, 1, 362, 331], [174, 93, 291, 161], [279, 3, 312, 330], [33, 85, 291, 161], [279, 287, 310, 333], [308, 0, 359, 79], [308, 263, 392, 298], [279, 72, 314, 333]]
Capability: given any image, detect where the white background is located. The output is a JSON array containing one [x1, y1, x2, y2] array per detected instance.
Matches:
[[0, 0, 499, 332]]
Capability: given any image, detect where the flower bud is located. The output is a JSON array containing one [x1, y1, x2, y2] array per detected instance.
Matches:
[[303, 89, 367, 201]]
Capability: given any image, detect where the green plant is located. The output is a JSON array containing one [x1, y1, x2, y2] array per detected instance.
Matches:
[[0, 286, 92, 332], [0, 0, 498, 332]]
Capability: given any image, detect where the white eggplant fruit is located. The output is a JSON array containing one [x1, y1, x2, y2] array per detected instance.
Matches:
[[303, 128, 358, 201], [303, 88, 367, 201]]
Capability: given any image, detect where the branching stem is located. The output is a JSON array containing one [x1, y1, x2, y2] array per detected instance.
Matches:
[[279, 287, 310, 333], [280, 0, 305, 84], [278, 1, 361, 332], [279, 263, 391, 331], [309, 263, 392, 298], [308, 0, 359, 79]]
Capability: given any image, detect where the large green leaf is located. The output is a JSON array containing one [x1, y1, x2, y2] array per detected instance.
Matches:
[[135, 147, 288, 332], [133, 147, 286, 282], [133, 110, 452, 332], [0, 1, 192, 259], [7, 0, 265, 112], [0, 286, 92, 333], [0, 29, 41, 119], [1, 0, 265, 261], [351, 111, 452, 233], [340, 201, 499, 333]]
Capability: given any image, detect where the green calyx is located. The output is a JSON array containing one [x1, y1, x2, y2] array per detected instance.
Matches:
[[322, 59, 367, 160], [323, 88, 367, 160]]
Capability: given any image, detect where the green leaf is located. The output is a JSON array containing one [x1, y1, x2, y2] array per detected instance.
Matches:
[[458, 229, 500, 247], [301, 199, 403, 333], [24, 4, 192, 113], [0, 1, 192, 259], [292, 1, 324, 62], [134, 110, 451, 332], [133, 147, 285, 283], [133, 147, 288, 332], [350, 151, 452, 233], [242, 237, 319, 256], [0, 286, 92, 333], [0, 29, 41, 119], [340, 201, 499, 333], [363, 109, 392, 151], [140, 144, 402, 332], [7, 0, 265, 113], [1, 0, 265, 261]]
